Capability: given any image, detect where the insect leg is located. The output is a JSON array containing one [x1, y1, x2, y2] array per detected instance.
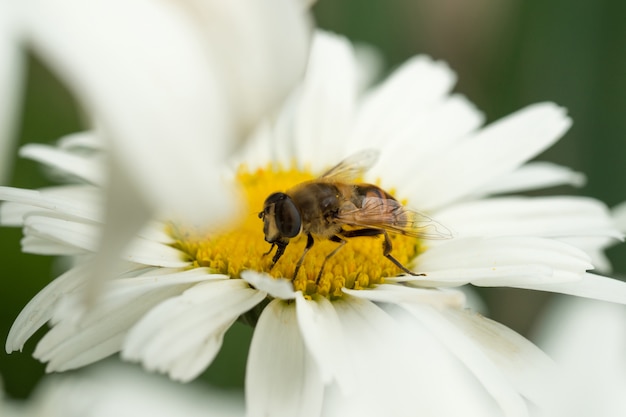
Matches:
[[315, 235, 347, 284], [293, 234, 314, 279], [340, 228, 382, 238], [269, 240, 289, 270], [262, 242, 276, 257], [381, 230, 425, 276]]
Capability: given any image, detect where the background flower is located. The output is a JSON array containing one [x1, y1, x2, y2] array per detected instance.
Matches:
[[2, 364, 244, 417], [532, 296, 626, 416]]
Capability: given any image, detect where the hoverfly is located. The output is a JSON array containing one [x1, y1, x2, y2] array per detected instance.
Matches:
[[258, 150, 452, 281]]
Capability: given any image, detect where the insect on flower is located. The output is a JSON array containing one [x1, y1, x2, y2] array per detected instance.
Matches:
[[258, 150, 453, 281]]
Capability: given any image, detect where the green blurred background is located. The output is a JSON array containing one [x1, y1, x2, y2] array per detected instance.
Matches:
[[1, 0, 625, 400]]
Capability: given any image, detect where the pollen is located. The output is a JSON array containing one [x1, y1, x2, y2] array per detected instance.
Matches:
[[169, 164, 422, 298]]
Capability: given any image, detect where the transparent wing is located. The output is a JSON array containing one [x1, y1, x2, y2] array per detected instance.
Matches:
[[336, 197, 454, 240], [319, 149, 379, 182]]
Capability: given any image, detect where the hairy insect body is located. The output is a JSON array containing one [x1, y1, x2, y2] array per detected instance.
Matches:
[[288, 182, 343, 238]]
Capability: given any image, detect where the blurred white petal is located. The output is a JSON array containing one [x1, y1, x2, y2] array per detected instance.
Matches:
[[19, 365, 245, 417], [57, 130, 105, 151], [0, 0, 25, 184], [26, 0, 310, 224], [534, 296, 626, 416], [613, 201, 626, 231]]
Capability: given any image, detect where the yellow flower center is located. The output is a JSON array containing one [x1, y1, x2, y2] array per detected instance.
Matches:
[[170, 164, 422, 298]]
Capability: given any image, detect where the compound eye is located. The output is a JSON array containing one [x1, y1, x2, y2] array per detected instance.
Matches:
[[274, 196, 301, 238]]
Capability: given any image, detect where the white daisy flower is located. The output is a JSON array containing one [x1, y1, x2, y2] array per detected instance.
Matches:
[[3, 31, 626, 417]]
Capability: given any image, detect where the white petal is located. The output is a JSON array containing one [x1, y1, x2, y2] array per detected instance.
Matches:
[[435, 196, 620, 240], [241, 270, 296, 300], [475, 161, 586, 197], [399, 304, 530, 416], [344, 284, 466, 309], [294, 293, 355, 392], [352, 40, 384, 92], [137, 220, 176, 245], [19, 144, 105, 185], [123, 279, 265, 382], [20, 213, 188, 266], [367, 94, 484, 195], [413, 237, 593, 287], [246, 299, 323, 417], [233, 89, 302, 169], [326, 296, 502, 417], [407, 102, 572, 211], [613, 201, 626, 232], [203, 0, 311, 138], [21, 235, 86, 256], [122, 236, 190, 268], [0, 185, 103, 225], [34, 269, 215, 371], [324, 296, 413, 416], [351, 55, 458, 151], [559, 236, 613, 273], [291, 31, 357, 170], [511, 272, 626, 304], [35, 291, 171, 371], [6, 264, 89, 353], [22, 214, 101, 255], [57, 130, 105, 152], [347, 285, 554, 412], [444, 308, 559, 410]]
